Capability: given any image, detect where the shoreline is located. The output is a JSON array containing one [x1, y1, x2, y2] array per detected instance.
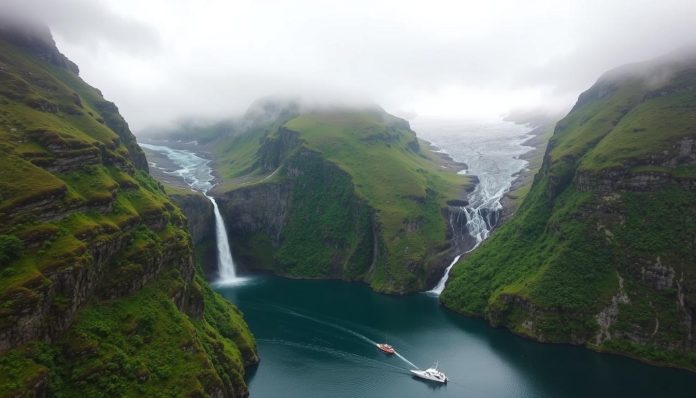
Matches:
[[418, 137, 469, 173], [438, 300, 696, 375], [499, 121, 555, 221]]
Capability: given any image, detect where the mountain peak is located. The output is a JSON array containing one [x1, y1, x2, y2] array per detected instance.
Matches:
[[0, 17, 78, 74]]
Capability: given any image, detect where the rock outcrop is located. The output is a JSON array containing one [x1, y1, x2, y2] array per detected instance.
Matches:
[[216, 149, 382, 283], [168, 189, 215, 246]]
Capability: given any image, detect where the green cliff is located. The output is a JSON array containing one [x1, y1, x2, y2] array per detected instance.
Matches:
[[441, 50, 696, 369], [156, 100, 475, 293], [0, 24, 257, 397]]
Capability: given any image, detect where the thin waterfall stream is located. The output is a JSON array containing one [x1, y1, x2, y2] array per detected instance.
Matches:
[[139, 143, 243, 284]]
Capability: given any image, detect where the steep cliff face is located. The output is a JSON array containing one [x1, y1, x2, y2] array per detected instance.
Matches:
[[0, 25, 256, 397], [441, 51, 696, 370], [165, 186, 219, 278], [166, 187, 215, 246], [205, 106, 473, 293], [218, 148, 381, 281]]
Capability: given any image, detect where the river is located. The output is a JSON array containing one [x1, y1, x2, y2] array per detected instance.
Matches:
[[140, 120, 696, 397], [417, 119, 535, 294]]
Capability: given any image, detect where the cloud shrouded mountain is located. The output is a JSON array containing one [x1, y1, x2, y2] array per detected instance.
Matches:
[[3, 0, 696, 129]]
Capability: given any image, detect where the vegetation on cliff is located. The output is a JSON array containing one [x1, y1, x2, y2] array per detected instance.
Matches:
[[180, 102, 475, 293], [441, 51, 696, 369], [149, 99, 474, 293], [0, 25, 256, 397]]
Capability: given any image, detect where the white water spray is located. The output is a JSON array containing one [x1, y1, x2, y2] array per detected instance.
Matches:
[[140, 143, 244, 285], [428, 255, 462, 295], [430, 210, 495, 294]]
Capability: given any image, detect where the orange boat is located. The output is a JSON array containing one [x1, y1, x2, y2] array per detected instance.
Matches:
[[376, 343, 395, 355]]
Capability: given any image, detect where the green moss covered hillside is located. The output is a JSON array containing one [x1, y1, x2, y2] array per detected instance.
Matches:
[[441, 50, 696, 369], [0, 24, 257, 397], [160, 99, 475, 293]]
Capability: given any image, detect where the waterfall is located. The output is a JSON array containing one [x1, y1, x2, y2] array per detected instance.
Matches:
[[429, 255, 462, 295], [208, 196, 238, 282], [414, 118, 533, 296], [428, 173, 504, 295], [139, 143, 243, 284], [428, 203, 496, 295]]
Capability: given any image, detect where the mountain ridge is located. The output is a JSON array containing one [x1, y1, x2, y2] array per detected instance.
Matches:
[[441, 50, 696, 370], [0, 24, 257, 397], [144, 100, 475, 293]]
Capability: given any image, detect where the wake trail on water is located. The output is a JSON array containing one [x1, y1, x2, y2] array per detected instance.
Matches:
[[393, 352, 418, 369], [257, 339, 410, 373], [284, 309, 378, 345], [282, 309, 420, 369]]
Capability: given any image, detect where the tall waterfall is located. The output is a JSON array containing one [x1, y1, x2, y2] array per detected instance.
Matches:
[[209, 196, 238, 282], [139, 143, 243, 284], [417, 119, 534, 296]]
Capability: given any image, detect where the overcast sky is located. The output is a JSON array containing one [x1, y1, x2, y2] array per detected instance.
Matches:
[[4, 0, 696, 130]]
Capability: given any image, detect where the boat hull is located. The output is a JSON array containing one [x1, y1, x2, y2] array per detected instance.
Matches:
[[376, 343, 395, 355], [410, 370, 447, 384]]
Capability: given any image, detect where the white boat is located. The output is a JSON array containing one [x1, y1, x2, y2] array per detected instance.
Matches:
[[410, 362, 447, 384]]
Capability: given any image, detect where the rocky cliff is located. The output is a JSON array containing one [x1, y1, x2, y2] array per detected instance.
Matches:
[[199, 103, 474, 293], [165, 187, 215, 246], [217, 148, 380, 280], [0, 24, 256, 397], [441, 50, 696, 370], [164, 186, 219, 279]]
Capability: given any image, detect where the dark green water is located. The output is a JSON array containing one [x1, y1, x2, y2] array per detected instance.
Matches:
[[216, 277, 696, 397]]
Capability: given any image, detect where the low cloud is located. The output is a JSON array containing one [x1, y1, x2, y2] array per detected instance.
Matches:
[[3, 0, 696, 130], [2, 0, 160, 54]]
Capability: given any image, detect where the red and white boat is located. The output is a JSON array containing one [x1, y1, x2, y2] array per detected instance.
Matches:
[[376, 343, 396, 355]]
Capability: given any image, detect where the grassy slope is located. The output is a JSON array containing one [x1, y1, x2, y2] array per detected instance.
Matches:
[[441, 57, 696, 369], [273, 149, 375, 279], [209, 106, 473, 292], [0, 35, 255, 396], [285, 112, 470, 290], [212, 108, 298, 190], [1, 269, 255, 398]]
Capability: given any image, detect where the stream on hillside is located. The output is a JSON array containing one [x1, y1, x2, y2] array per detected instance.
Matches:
[[140, 120, 696, 397]]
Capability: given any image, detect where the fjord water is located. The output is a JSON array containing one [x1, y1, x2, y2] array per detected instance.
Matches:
[[140, 121, 696, 397], [219, 277, 696, 398]]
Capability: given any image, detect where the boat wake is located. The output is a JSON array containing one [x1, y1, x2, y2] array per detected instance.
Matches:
[[258, 339, 411, 373], [394, 352, 419, 369], [284, 309, 379, 346], [282, 308, 420, 369]]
